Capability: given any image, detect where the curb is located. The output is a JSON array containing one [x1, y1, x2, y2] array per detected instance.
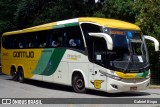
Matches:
[[149, 85, 160, 89]]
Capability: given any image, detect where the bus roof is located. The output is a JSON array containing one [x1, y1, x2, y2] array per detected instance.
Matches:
[[3, 17, 140, 36], [79, 17, 140, 30]]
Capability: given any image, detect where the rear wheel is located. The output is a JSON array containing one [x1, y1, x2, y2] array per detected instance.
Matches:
[[72, 74, 85, 93], [11, 67, 18, 81], [18, 68, 25, 83]]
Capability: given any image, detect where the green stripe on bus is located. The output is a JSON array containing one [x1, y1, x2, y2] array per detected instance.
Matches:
[[52, 22, 79, 29], [136, 70, 149, 78], [32, 49, 54, 74], [40, 48, 66, 76], [53, 25, 65, 29], [64, 22, 79, 27]]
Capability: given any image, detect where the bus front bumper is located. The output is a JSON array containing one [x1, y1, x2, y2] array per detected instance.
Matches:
[[106, 78, 150, 93]]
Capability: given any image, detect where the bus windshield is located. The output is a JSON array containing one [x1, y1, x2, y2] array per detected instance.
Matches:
[[104, 29, 149, 72]]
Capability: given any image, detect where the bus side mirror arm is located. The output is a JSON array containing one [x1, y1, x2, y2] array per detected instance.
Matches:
[[144, 35, 159, 51], [88, 33, 113, 50]]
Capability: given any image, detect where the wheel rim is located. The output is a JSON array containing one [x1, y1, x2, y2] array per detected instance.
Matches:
[[19, 71, 23, 81], [11, 71, 16, 79], [76, 78, 84, 89]]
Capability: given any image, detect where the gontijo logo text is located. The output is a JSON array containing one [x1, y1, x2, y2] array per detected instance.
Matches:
[[13, 51, 34, 58]]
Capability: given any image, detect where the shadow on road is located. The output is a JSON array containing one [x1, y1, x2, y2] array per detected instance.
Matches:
[[2, 74, 150, 97], [0, 71, 3, 75], [86, 89, 150, 97], [18, 79, 152, 97]]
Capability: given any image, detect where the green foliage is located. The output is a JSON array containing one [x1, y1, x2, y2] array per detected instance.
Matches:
[[14, 0, 46, 28], [0, 0, 136, 31], [0, 0, 19, 33], [133, 0, 160, 76], [14, 0, 94, 28], [134, 0, 160, 39], [101, 0, 135, 22]]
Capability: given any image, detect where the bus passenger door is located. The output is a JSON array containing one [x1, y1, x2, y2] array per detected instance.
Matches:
[[89, 37, 107, 90], [89, 63, 94, 88], [89, 63, 104, 90]]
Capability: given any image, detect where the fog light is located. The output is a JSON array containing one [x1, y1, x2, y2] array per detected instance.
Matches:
[[111, 84, 118, 89]]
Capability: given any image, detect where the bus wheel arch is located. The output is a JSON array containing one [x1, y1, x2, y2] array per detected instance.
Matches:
[[17, 66, 25, 83], [10, 65, 18, 81], [72, 71, 86, 93]]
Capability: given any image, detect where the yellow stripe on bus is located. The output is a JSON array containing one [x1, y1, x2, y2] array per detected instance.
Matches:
[[115, 71, 137, 79]]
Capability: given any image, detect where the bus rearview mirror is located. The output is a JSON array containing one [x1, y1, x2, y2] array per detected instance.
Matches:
[[144, 35, 159, 51], [88, 33, 113, 50]]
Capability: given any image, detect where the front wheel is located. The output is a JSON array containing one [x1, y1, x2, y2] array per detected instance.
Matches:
[[18, 68, 25, 83], [72, 74, 85, 93]]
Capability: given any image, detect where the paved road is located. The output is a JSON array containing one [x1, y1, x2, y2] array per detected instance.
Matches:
[[0, 72, 160, 107]]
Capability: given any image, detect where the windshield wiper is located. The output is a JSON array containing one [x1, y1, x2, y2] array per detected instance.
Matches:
[[123, 38, 133, 73]]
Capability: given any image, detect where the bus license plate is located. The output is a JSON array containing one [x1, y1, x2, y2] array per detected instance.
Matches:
[[130, 87, 137, 91]]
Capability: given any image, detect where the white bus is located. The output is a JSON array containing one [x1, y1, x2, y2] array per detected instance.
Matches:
[[1, 17, 159, 93]]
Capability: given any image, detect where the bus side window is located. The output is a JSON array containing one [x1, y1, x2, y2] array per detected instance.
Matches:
[[81, 23, 102, 45], [4, 36, 16, 49], [66, 26, 85, 51], [69, 39, 77, 46], [19, 42, 23, 48], [39, 33, 46, 48], [28, 42, 32, 48], [2, 36, 11, 49], [50, 30, 59, 48], [49, 29, 64, 48], [26, 33, 35, 48], [81, 23, 102, 62], [17, 36, 25, 49], [13, 37, 17, 49]]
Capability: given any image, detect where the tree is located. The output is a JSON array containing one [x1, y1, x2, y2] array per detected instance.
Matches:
[[14, 0, 94, 29], [133, 0, 160, 40], [0, 0, 19, 34], [93, 0, 135, 22], [14, 0, 46, 29], [133, 0, 160, 84]]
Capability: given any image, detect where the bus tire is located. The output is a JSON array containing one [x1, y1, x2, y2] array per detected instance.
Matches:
[[72, 74, 85, 93], [18, 68, 25, 83], [11, 66, 18, 81]]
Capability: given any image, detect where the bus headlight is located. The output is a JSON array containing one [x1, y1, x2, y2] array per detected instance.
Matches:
[[99, 70, 122, 81]]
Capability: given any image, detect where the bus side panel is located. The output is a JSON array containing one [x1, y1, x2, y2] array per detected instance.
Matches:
[[1, 48, 43, 79], [23, 60, 39, 79], [31, 48, 67, 83], [1, 49, 16, 75], [53, 61, 69, 84], [68, 62, 89, 87], [1, 59, 11, 75], [63, 50, 89, 87], [31, 48, 54, 81]]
